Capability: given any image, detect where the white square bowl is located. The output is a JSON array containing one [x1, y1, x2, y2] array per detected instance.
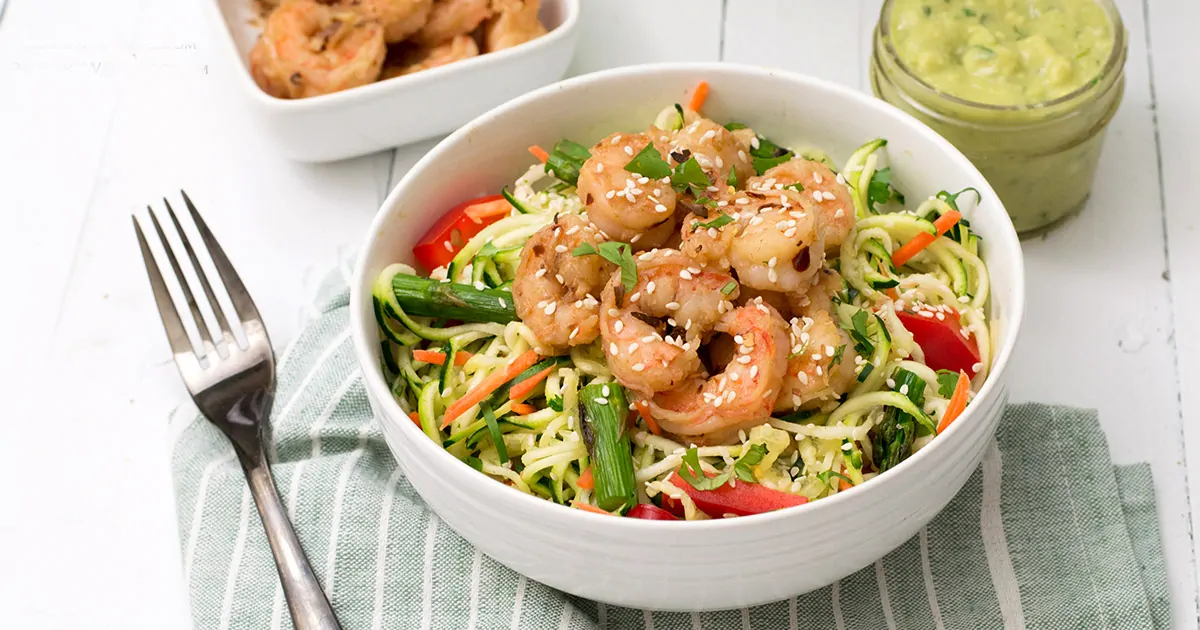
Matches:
[[202, 0, 581, 162]]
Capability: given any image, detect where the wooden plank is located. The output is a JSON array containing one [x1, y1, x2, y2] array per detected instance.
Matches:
[[724, 0, 1195, 624], [1145, 0, 1200, 606]]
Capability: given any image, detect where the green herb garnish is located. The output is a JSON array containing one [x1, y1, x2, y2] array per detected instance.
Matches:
[[867, 167, 905, 212], [727, 167, 738, 188], [922, 5, 932, 17], [695, 214, 734, 231], [724, 122, 748, 131], [671, 157, 711, 195], [856, 362, 875, 383], [784, 182, 805, 192], [573, 241, 637, 291], [816, 470, 855, 486], [841, 309, 876, 356], [678, 443, 769, 490], [752, 154, 793, 176], [936, 369, 960, 398], [963, 7, 976, 17], [720, 280, 738, 295], [544, 139, 591, 186], [828, 344, 846, 369], [547, 396, 564, 412], [623, 143, 673, 180]]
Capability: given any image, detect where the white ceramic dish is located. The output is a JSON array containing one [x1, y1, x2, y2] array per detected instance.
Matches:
[[350, 63, 1025, 611], [202, 0, 581, 163]]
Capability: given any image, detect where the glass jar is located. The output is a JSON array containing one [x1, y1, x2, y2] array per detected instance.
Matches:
[[870, 0, 1128, 236]]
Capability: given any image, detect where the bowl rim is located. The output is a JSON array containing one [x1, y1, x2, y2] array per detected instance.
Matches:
[[350, 61, 1026, 530], [201, 0, 582, 112]]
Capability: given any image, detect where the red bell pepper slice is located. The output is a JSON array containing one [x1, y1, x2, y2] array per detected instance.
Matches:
[[662, 472, 808, 518], [896, 307, 981, 375], [626, 504, 679, 521], [411, 194, 508, 272]]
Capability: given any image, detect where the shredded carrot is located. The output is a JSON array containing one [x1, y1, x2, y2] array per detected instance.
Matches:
[[412, 349, 472, 366], [407, 411, 421, 427], [687, 80, 710, 112], [634, 400, 662, 436], [463, 198, 512, 223], [571, 501, 611, 515], [441, 350, 541, 428], [839, 470, 854, 492], [528, 145, 549, 163], [577, 467, 594, 490], [508, 365, 554, 401], [937, 370, 971, 434], [884, 288, 900, 300], [891, 210, 962, 267], [510, 402, 537, 415]]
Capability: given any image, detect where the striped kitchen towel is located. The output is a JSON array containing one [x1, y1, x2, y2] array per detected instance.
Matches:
[[170, 274, 1170, 629]]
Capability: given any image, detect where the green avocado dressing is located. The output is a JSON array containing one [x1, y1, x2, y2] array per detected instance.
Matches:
[[890, 0, 1113, 105]]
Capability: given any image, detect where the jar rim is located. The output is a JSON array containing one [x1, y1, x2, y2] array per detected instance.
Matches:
[[876, 0, 1128, 113]]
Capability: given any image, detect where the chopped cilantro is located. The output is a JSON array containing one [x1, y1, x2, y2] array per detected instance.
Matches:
[[624, 143, 673, 180], [546, 396, 564, 412], [573, 241, 638, 291], [783, 182, 805, 192], [671, 157, 711, 195], [695, 214, 734, 231], [963, 7, 976, 16], [695, 196, 717, 207], [935, 187, 981, 212], [828, 344, 846, 369], [936, 370, 960, 398], [727, 167, 738, 188], [724, 122, 748, 131], [841, 309, 876, 356], [720, 280, 738, 296], [544, 139, 591, 186], [921, 5, 932, 17], [752, 153, 793, 176], [867, 167, 905, 213], [678, 443, 769, 490]]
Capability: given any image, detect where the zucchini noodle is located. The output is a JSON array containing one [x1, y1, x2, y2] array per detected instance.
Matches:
[[372, 106, 993, 518]]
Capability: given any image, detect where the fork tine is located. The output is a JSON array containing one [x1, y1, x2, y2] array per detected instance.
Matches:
[[148, 206, 217, 351], [163, 198, 236, 344], [133, 215, 201, 360], [180, 190, 263, 326]]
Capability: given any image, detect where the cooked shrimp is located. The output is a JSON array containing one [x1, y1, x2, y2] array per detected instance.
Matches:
[[648, 301, 790, 443], [748, 158, 854, 252], [482, 0, 547, 52], [669, 118, 755, 188], [249, 0, 386, 99], [577, 131, 679, 249], [512, 215, 615, 349], [787, 268, 845, 316], [340, 0, 433, 43], [776, 308, 860, 411], [600, 250, 738, 394], [380, 34, 478, 78], [678, 210, 738, 270], [412, 0, 491, 46], [729, 191, 825, 293]]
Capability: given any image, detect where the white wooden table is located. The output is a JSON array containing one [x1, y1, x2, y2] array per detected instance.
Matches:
[[2, 0, 1196, 627]]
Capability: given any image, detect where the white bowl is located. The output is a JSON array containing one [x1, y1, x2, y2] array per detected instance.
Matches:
[[351, 63, 1025, 611], [202, 0, 581, 162]]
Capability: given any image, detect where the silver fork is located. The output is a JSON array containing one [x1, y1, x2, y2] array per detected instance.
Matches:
[[133, 192, 341, 630]]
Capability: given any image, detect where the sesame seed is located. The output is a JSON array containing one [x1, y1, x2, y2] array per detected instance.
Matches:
[[556, 274, 565, 284], [655, 204, 668, 213], [784, 228, 797, 238], [474, 281, 485, 290], [555, 244, 568, 254], [596, 163, 604, 172], [614, 320, 624, 333], [680, 269, 693, 280], [825, 345, 835, 356], [606, 190, 616, 199], [544, 302, 557, 315], [612, 134, 622, 144], [900, 384, 910, 395], [738, 150, 747, 161], [646, 281, 656, 294], [642, 335, 658, 343], [609, 342, 618, 354], [565, 226, 580, 235], [918, 310, 934, 318], [629, 292, 641, 303], [972, 362, 983, 373], [730, 373, 740, 381], [737, 355, 752, 364], [815, 366, 823, 376], [629, 342, 639, 352], [607, 308, 620, 317], [499, 297, 506, 308], [624, 146, 634, 156], [768, 269, 778, 283], [749, 365, 759, 378], [959, 295, 971, 304], [796, 372, 809, 385], [535, 269, 546, 278], [631, 233, 643, 243], [768, 257, 778, 268], [736, 197, 750, 205], [633, 363, 645, 372], [443, 241, 454, 252], [569, 327, 579, 339], [666, 301, 680, 310], [638, 176, 650, 184], [935, 312, 946, 320], [602, 385, 611, 396], [595, 397, 609, 405], [792, 394, 802, 407], [834, 208, 845, 219], [886, 378, 896, 388]]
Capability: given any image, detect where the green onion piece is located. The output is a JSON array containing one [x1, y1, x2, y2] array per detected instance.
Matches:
[[727, 166, 738, 188], [720, 280, 738, 295], [391, 274, 516, 323], [579, 383, 637, 512], [482, 404, 508, 464], [544, 139, 591, 186], [856, 362, 875, 383]]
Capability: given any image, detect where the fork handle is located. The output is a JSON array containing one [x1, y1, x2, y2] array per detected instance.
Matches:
[[242, 458, 343, 630]]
